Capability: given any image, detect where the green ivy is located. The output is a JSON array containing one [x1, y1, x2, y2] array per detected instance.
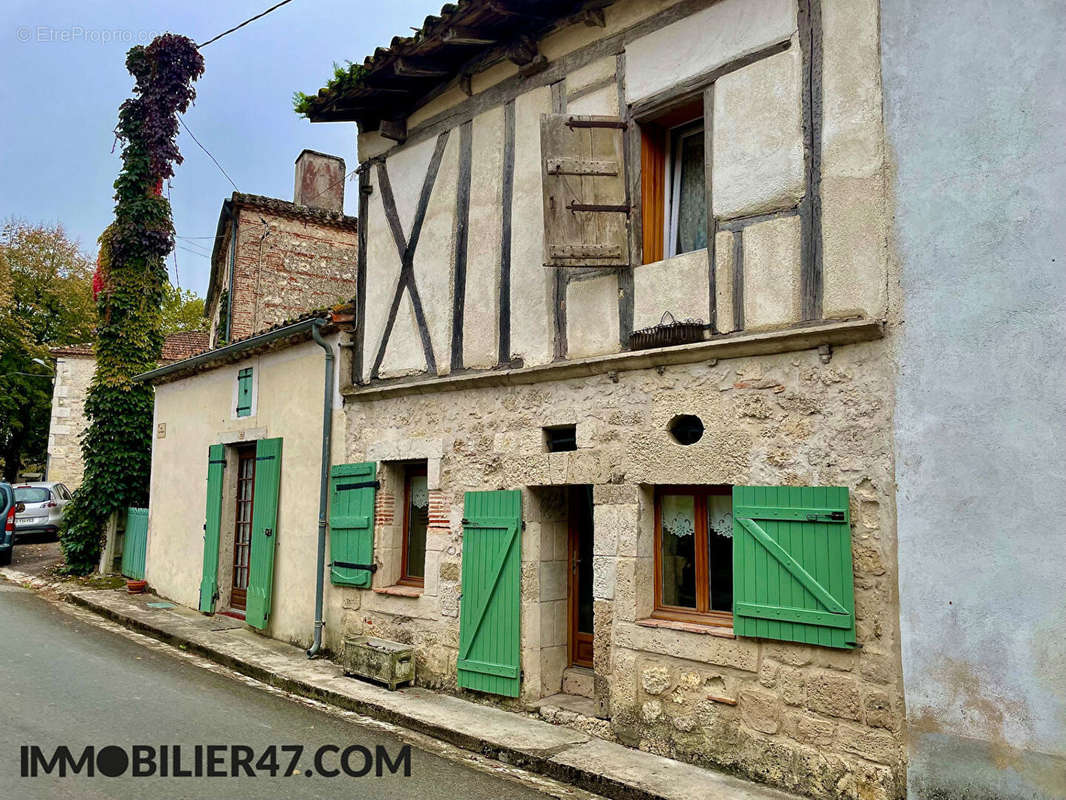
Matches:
[[292, 61, 368, 117], [60, 34, 204, 575]]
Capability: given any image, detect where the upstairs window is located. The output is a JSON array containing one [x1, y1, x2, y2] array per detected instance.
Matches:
[[236, 368, 253, 418], [639, 97, 707, 263]]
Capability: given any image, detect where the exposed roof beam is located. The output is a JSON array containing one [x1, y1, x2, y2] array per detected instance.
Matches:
[[488, 1, 550, 22], [442, 26, 498, 46], [506, 34, 539, 66], [380, 118, 408, 143], [392, 58, 451, 78]]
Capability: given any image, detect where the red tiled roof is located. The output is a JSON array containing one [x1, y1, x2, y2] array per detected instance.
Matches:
[[49, 343, 94, 357], [161, 331, 210, 361], [50, 331, 210, 363]]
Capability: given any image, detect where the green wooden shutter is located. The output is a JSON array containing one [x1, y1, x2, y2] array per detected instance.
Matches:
[[732, 486, 856, 649], [457, 490, 523, 697], [236, 368, 253, 417], [329, 462, 377, 587], [121, 507, 149, 581], [245, 437, 282, 629], [199, 445, 226, 612]]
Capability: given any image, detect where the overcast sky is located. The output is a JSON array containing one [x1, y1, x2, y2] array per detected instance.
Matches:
[[0, 0, 441, 297]]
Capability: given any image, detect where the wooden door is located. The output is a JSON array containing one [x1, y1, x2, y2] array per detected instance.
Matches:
[[230, 446, 256, 611], [568, 486, 594, 668]]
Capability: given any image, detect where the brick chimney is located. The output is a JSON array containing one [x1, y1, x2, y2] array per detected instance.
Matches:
[[294, 149, 346, 212]]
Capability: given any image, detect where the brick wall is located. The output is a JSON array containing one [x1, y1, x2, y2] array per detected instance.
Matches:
[[227, 207, 358, 341]]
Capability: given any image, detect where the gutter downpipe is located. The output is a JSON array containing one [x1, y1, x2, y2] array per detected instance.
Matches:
[[307, 318, 334, 658]]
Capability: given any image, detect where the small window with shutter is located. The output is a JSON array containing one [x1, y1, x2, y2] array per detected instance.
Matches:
[[236, 367, 253, 418], [541, 114, 630, 268]]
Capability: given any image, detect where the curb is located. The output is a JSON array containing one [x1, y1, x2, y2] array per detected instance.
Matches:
[[14, 580, 797, 800], [63, 591, 653, 800]]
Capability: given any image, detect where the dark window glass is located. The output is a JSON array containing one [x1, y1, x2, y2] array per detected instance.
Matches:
[[670, 122, 707, 256], [402, 468, 428, 583]]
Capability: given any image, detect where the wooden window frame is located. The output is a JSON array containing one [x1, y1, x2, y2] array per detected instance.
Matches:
[[230, 444, 257, 610], [653, 484, 733, 627], [637, 96, 705, 265], [398, 462, 428, 587]]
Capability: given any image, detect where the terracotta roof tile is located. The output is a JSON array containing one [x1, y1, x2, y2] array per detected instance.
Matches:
[[161, 331, 210, 361], [50, 331, 210, 363]]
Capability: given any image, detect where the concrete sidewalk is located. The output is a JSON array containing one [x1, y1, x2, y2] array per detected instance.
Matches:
[[58, 585, 800, 800]]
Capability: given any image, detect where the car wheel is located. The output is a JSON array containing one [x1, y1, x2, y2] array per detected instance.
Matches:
[[0, 548, 12, 567]]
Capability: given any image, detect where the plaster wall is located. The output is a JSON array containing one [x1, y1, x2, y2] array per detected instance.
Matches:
[[882, 1, 1066, 798], [46, 355, 94, 489], [355, 0, 886, 384], [145, 337, 347, 649], [623, 0, 796, 104]]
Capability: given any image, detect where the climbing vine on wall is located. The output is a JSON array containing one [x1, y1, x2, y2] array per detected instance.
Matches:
[[60, 34, 204, 574]]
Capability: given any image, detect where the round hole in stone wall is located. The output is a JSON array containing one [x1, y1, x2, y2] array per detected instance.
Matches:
[[668, 414, 705, 446]]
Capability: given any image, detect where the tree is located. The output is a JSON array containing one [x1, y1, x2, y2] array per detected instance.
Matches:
[[60, 35, 204, 574], [161, 283, 207, 335], [0, 220, 95, 481]]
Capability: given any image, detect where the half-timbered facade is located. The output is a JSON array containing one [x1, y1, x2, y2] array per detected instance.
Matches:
[[301, 1, 905, 798]]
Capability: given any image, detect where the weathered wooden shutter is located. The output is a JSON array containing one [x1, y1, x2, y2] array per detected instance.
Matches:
[[236, 368, 253, 417], [245, 437, 282, 629], [457, 490, 523, 697], [732, 486, 856, 649], [328, 461, 378, 588], [198, 444, 226, 613], [541, 114, 630, 268]]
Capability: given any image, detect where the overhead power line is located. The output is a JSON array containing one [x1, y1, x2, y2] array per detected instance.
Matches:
[[197, 0, 296, 49], [178, 116, 239, 191]]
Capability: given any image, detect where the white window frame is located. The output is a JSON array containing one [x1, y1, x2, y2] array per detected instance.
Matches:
[[665, 118, 706, 258]]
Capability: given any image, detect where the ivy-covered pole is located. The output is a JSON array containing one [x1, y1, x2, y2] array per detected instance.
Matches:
[[61, 35, 204, 574]]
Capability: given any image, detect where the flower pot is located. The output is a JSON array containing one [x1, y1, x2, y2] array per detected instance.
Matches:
[[126, 579, 147, 594]]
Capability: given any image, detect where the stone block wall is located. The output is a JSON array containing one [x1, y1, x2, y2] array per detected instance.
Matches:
[[338, 335, 905, 799], [46, 355, 94, 488], [226, 207, 357, 342]]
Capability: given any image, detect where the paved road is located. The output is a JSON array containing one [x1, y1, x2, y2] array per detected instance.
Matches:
[[0, 582, 553, 800]]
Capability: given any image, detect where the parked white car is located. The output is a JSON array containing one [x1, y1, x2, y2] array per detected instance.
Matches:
[[13, 482, 72, 538]]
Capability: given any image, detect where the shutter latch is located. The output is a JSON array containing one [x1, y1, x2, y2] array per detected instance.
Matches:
[[805, 511, 846, 522]]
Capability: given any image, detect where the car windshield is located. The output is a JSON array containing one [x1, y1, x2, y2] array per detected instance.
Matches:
[[14, 487, 49, 503]]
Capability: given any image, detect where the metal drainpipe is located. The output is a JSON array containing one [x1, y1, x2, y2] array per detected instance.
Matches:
[[307, 318, 334, 658]]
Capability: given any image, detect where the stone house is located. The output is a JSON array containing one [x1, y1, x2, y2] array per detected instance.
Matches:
[[138, 1, 1065, 799], [204, 149, 358, 347], [47, 331, 208, 488]]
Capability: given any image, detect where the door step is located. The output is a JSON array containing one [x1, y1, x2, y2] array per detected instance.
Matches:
[[534, 693, 615, 741], [561, 665, 594, 698]]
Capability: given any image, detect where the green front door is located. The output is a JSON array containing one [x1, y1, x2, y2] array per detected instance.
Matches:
[[457, 490, 522, 697], [245, 437, 282, 629], [199, 444, 226, 612]]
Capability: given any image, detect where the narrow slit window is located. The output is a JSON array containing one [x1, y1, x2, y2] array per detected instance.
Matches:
[[400, 463, 428, 586], [544, 424, 577, 452], [236, 368, 253, 418]]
